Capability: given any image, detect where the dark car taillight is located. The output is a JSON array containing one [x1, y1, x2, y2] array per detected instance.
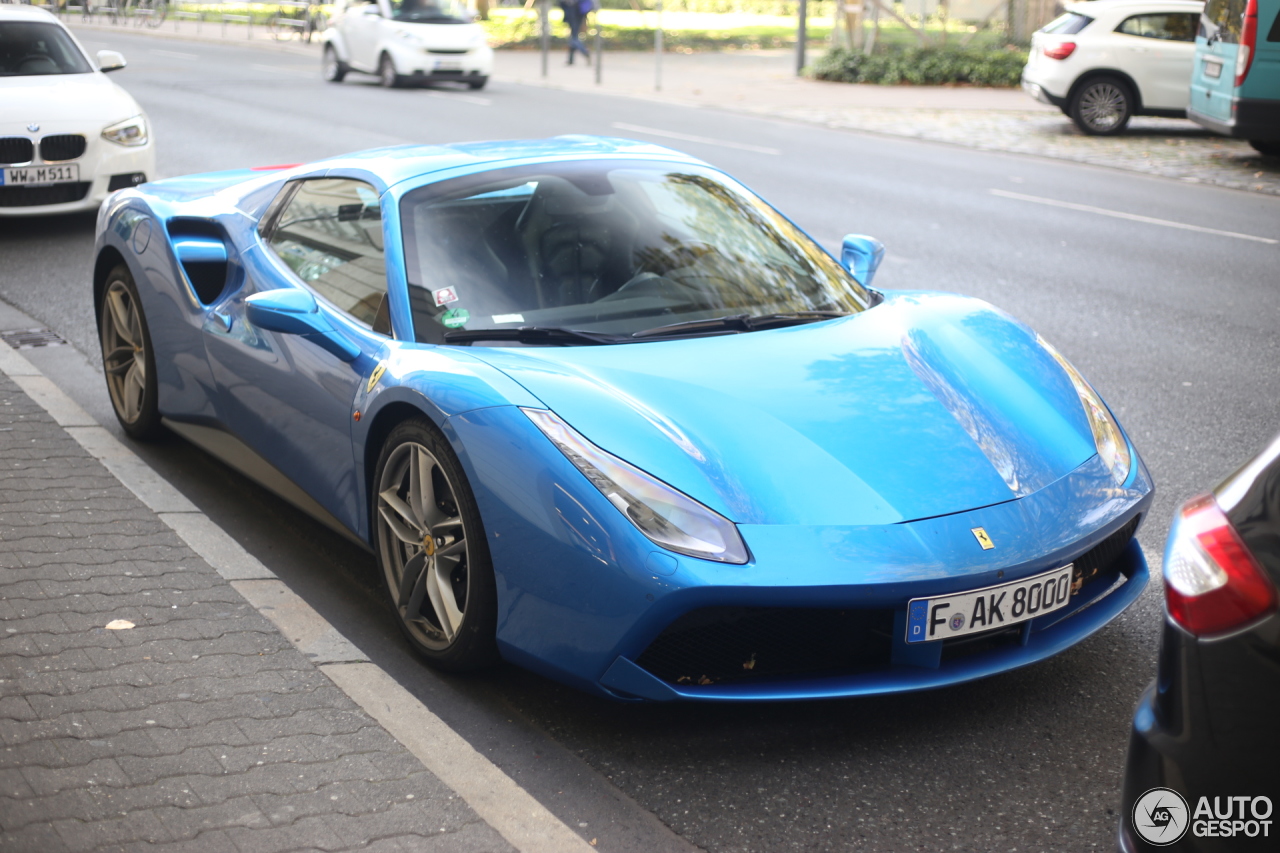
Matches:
[[1163, 494, 1277, 637], [1236, 0, 1258, 86], [1044, 42, 1077, 60]]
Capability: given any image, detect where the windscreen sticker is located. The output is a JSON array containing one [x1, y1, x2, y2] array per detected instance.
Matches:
[[432, 287, 459, 306], [492, 313, 524, 324], [441, 308, 469, 329]]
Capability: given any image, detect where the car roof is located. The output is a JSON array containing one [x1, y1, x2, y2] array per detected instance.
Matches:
[[0, 6, 63, 23], [1064, 0, 1202, 11], [310, 136, 708, 191]]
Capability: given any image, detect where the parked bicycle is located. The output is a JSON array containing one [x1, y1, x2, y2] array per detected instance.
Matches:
[[84, 0, 166, 27], [266, 0, 327, 43]]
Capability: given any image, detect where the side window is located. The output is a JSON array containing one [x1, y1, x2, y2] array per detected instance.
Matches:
[[266, 178, 391, 335], [1118, 13, 1199, 41]]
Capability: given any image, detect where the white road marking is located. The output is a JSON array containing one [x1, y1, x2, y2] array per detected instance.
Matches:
[[150, 48, 199, 60], [0, 340, 590, 853], [989, 188, 1278, 245], [424, 90, 492, 106], [250, 63, 316, 77], [611, 122, 782, 155]]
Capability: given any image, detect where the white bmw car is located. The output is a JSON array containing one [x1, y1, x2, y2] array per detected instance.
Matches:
[[0, 6, 155, 216], [322, 0, 493, 90]]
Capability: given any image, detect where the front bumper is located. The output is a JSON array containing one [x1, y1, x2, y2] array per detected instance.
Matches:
[[604, 532, 1148, 701], [385, 41, 493, 81], [0, 122, 155, 217]]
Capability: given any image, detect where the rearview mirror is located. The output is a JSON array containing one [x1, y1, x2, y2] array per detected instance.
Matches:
[[245, 289, 360, 362], [97, 50, 127, 73], [841, 234, 886, 289]]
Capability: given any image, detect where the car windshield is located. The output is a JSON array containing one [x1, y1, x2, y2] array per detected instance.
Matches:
[[0, 21, 92, 76], [399, 160, 872, 345], [388, 0, 471, 23]]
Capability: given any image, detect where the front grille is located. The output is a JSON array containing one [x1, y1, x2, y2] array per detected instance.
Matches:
[[431, 68, 464, 75], [634, 515, 1142, 687], [635, 607, 894, 685], [0, 182, 91, 207], [40, 134, 86, 162], [427, 48, 469, 54], [0, 137, 34, 165], [1072, 514, 1141, 590]]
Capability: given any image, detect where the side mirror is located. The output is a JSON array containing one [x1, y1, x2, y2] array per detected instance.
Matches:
[[841, 234, 886, 289], [245, 289, 360, 362], [97, 50, 127, 72], [359, 3, 382, 14]]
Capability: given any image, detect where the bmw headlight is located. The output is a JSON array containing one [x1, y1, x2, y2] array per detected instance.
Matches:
[[1038, 335, 1132, 482], [101, 116, 148, 147], [523, 408, 749, 564]]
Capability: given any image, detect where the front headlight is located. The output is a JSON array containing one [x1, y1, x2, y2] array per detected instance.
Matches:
[[1038, 335, 1131, 482], [101, 116, 148, 147], [523, 408, 749, 564]]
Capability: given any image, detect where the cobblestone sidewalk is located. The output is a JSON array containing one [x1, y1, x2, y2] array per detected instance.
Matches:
[[0, 372, 513, 853]]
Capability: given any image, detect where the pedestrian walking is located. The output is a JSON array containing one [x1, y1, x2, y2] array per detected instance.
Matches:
[[560, 0, 594, 65]]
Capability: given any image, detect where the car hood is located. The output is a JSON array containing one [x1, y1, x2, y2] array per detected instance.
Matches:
[[0, 72, 142, 125], [462, 292, 1101, 527]]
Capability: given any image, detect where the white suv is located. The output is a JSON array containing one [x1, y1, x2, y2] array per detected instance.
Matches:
[[322, 0, 493, 90], [1021, 0, 1204, 135]]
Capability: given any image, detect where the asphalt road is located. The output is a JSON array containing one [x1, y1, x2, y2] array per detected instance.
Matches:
[[4, 28, 1280, 853]]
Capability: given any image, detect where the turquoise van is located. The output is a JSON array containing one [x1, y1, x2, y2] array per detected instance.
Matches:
[[1188, 0, 1280, 153]]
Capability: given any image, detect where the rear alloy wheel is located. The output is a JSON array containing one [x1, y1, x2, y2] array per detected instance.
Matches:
[[322, 44, 347, 83], [378, 52, 404, 88], [100, 265, 162, 440], [1070, 77, 1133, 136], [374, 419, 497, 670]]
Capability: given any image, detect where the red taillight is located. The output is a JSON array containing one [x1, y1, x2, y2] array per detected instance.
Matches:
[[251, 164, 302, 171], [1235, 0, 1258, 86], [1164, 494, 1277, 637], [1044, 42, 1077, 60]]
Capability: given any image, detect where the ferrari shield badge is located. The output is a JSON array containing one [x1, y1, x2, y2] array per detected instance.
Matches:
[[971, 527, 995, 550], [366, 361, 388, 394]]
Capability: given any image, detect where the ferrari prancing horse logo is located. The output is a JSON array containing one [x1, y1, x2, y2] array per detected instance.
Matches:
[[366, 362, 387, 394], [971, 527, 995, 550]]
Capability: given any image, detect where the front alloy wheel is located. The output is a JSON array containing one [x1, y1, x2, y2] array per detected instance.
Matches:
[[374, 419, 497, 670], [378, 52, 403, 88], [100, 266, 162, 440], [322, 44, 346, 83], [1070, 77, 1132, 136]]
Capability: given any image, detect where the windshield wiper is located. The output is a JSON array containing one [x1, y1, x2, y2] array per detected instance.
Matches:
[[443, 326, 623, 346], [631, 311, 848, 339]]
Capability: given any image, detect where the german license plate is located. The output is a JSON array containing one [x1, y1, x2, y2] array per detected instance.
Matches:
[[434, 60, 462, 70], [1204, 60, 1222, 79], [905, 564, 1074, 644], [1, 164, 80, 186]]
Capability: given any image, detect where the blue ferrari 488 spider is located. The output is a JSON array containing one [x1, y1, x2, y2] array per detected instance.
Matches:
[[92, 137, 1153, 701]]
